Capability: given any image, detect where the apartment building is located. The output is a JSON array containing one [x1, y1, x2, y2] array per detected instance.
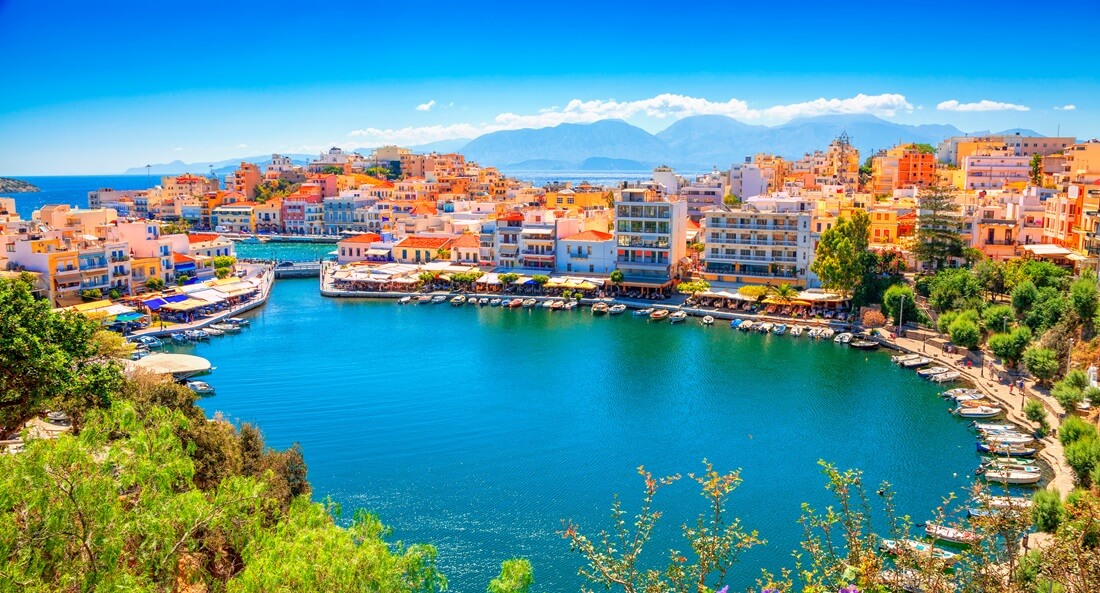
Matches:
[[699, 195, 815, 287], [612, 189, 687, 289]]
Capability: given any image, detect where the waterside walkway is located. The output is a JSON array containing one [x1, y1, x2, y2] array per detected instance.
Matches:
[[129, 264, 275, 339]]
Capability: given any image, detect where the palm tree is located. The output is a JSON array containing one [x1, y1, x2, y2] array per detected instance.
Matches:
[[768, 283, 799, 304]]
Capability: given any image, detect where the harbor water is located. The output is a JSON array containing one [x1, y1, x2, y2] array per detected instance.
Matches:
[[180, 278, 991, 592]]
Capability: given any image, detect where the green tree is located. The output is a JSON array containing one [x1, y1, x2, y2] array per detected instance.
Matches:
[[913, 185, 964, 271], [987, 326, 1032, 367], [216, 267, 232, 279], [1023, 398, 1049, 435], [927, 268, 982, 312], [562, 461, 762, 593], [1063, 437, 1100, 487], [1023, 346, 1060, 384], [419, 271, 440, 285], [532, 274, 549, 288], [974, 258, 1007, 297], [913, 143, 936, 154], [1023, 287, 1066, 333], [436, 247, 451, 261], [983, 304, 1016, 334], [213, 255, 237, 269], [498, 272, 520, 286], [320, 165, 343, 175], [0, 276, 124, 430], [948, 317, 981, 349], [738, 284, 769, 301], [1069, 271, 1099, 329], [1011, 280, 1039, 315], [810, 210, 870, 296], [767, 282, 798, 304], [177, 274, 191, 285], [487, 559, 533, 593], [108, 288, 121, 300], [81, 288, 102, 301], [677, 280, 711, 298], [722, 193, 740, 207], [881, 284, 921, 325], [609, 270, 624, 288], [1030, 153, 1043, 184], [145, 278, 165, 291], [1032, 490, 1065, 532]]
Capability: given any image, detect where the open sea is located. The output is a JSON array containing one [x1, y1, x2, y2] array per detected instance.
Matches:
[[161, 278, 996, 592]]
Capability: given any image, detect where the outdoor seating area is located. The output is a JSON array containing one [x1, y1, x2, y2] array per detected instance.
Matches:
[[130, 277, 263, 327], [690, 289, 854, 321]]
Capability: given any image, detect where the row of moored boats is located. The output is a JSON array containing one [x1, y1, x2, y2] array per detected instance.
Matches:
[[890, 352, 961, 384]]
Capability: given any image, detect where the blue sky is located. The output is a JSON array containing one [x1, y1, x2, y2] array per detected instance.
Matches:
[[2, 0, 1098, 175]]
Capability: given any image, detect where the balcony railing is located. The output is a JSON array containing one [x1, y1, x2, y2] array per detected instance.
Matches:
[[110, 255, 129, 262], [569, 252, 589, 259]]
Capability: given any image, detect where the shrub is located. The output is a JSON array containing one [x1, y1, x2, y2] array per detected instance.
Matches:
[[881, 284, 921, 324], [1032, 489, 1065, 532], [1060, 416, 1099, 447], [1012, 280, 1038, 315], [861, 310, 886, 327], [982, 304, 1015, 333], [1064, 437, 1100, 487], [1023, 347, 1060, 383], [988, 326, 1032, 367]]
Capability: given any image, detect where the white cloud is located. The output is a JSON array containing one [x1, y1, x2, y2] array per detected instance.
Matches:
[[416, 100, 436, 112], [936, 99, 1030, 112], [348, 93, 914, 146], [1055, 104, 1077, 111], [172, 147, 184, 152], [236, 143, 248, 148]]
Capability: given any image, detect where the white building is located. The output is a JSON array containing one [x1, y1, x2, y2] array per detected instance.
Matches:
[[963, 152, 1030, 190], [700, 195, 816, 287], [612, 188, 688, 289], [556, 230, 615, 275], [729, 160, 767, 200], [651, 165, 680, 196]]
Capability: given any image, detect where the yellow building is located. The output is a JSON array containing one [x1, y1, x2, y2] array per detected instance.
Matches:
[[545, 189, 608, 212], [7, 237, 81, 305], [130, 256, 163, 292]]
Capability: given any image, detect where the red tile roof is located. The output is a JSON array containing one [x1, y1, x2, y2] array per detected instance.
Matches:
[[409, 203, 437, 216], [340, 233, 382, 244], [686, 219, 701, 230], [173, 253, 194, 264], [498, 211, 524, 222], [562, 230, 613, 242], [451, 233, 480, 248], [187, 233, 221, 244], [395, 236, 454, 249]]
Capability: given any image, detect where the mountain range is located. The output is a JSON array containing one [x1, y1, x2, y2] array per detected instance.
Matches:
[[125, 115, 1049, 175]]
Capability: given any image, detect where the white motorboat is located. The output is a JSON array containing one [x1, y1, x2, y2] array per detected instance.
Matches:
[[916, 366, 949, 377], [980, 459, 1041, 473], [757, 322, 773, 333], [834, 332, 853, 343], [563, 301, 577, 310], [773, 324, 787, 335], [226, 317, 249, 326], [954, 405, 1003, 418], [983, 433, 1036, 446], [669, 311, 688, 323], [633, 308, 652, 317], [398, 296, 412, 304], [819, 328, 835, 339], [982, 468, 1041, 485], [892, 353, 920, 364], [901, 357, 931, 368], [450, 295, 466, 306], [790, 325, 803, 336], [541, 299, 555, 308], [878, 539, 958, 565], [489, 298, 502, 306], [930, 371, 961, 383], [135, 335, 163, 349], [972, 421, 1017, 432], [981, 496, 1033, 510], [430, 295, 447, 304], [609, 304, 627, 315], [478, 297, 489, 306], [592, 302, 609, 315], [952, 392, 985, 402], [740, 321, 756, 331], [701, 315, 715, 326], [417, 295, 432, 304], [204, 326, 224, 337], [185, 329, 209, 341], [807, 327, 820, 338], [924, 523, 979, 545], [210, 322, 240, 333], [186, 380, 215, 396], [522, 298, 537, 308]]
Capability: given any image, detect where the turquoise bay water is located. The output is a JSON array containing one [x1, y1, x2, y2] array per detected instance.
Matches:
[[182, 279, 984, 592]]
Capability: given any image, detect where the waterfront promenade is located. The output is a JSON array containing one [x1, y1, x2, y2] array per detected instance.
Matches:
[[130, 264, 274, 339]]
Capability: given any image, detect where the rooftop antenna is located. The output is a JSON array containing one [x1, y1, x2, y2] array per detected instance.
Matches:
[[145, 164, 151, 184]]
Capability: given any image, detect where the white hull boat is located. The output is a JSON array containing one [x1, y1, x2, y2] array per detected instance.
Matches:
[[954, 405, 1003, 418]]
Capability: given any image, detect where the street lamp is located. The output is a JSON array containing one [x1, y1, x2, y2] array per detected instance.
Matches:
[[897, 293, 905, 338]]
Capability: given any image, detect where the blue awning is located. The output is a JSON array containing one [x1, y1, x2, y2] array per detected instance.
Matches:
[[143, 297, 166, 310], [165, 294, 188, 303], [175, 262, 196, 273]]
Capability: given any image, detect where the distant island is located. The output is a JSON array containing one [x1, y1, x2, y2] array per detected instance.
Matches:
[[0, 177, 40, 193]]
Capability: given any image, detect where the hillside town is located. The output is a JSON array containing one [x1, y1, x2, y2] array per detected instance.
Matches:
[[1, 134, 1098, 307]]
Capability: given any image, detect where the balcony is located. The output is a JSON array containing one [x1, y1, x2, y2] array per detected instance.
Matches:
[[110, 254, 130, 263], [55, 266, 81, 277], [569, 252, 589, 259]]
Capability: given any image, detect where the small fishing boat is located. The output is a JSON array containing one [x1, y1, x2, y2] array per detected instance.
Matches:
[[398, 296, 412, 304], [541, 299, 555, 308], [508, 298, 524, 308], [951, 392, 985, 402], [849, 339, 878, 349], [226, 317, 249, 326], [136, 336, 163, 349], [930, 371, 961, 383], [757, 322, 773, 333], [431, 295, 447, 304], [609, 304, 627, 315], [982, 468, 1042, 485], [563, 301, 577, 310], [892, 353, 920, 364], [773, 324, 787, 335], [955, 405, 1003, 418], [789, 325, 803, 336], [130, 350, 150, 360], [979, 459, 1041, 473], [976, 441, 1037, 457], [807, 327, 821, 338], [417, 295, 432, 304], [478, 297, 489, 306], [210, 322, 240, 333], [819, 328, 835, 339], [549, 300, 564, 310], [972, 421, 1017, 432], [924, 523, 979, 545], [186, 380, 215, 396], [730, 318, 743, 328], [634, 308, 653, 317], [878, 539, 958, 565], [649, 309, 670, 321], [170, 332, 189, 344], [834, 332, 853, 343], [917, 366, 949, 377], [945, 387, 979, 397], [489, 298, 502, 306], [591, 302, 609, 315], [740, 321, 756, 331], [669, 311, 688, 323], [701, 315, 715, 326], [901, 357, 931, 368], [185, 329, 209, 341], [522, 298, 537, 308], [204, 326, 225, 337], [983, 433, 1036, 446], [451, 295, 467, 306], [982, 495, 1033, 510]]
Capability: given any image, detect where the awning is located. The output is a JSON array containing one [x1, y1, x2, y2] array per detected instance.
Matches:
[[189, 289, 228, 303], [477, 273, 500, 285], [576, 281, 598, 290], [160, 299, 209, 312], [71, 299, 112, 312], [114, 312, 145, 322], [366, 248, 390, 256], [143, 298, 167, 311]]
